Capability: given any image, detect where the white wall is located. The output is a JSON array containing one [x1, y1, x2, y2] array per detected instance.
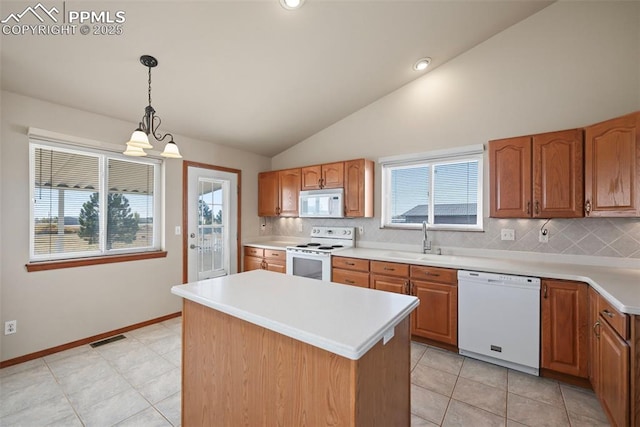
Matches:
[[0, 91, 271, 361], [271, 1, 640, 257]]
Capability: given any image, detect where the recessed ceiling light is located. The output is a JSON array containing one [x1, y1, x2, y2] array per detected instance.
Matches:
[[280, 0, 305, 10], [413, 57, 432, 71]]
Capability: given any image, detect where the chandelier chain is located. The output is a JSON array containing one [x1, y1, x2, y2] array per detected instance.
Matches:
[[147, 66, 152, 106]]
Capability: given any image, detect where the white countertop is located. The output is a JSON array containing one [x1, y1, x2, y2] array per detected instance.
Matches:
[[335, 248, 640, 315], [171, 270, 419, 360], [243, 240, 297, 250]]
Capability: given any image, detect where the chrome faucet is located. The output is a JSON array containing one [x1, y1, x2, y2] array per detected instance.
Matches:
[[422, 221, 432, 253]]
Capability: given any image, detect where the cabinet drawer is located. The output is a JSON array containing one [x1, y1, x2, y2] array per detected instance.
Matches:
[[332, 269, 369, 288], [598, 295, 629, 339], [264, 249, 285, 261], [244, 246, 264, 257], [332, 256, 369, 272], [410, 265, 456, 284], [370, 261, 409, 277]]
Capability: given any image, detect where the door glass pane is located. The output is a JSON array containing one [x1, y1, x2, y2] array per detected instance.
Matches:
[[198, 178, 225, 278]]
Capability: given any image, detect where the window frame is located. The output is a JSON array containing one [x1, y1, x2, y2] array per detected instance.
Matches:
[[380, 145, 484, 231], [28, 139, 164, 264]]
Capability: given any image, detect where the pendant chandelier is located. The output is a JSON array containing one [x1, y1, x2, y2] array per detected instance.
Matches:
[[123, 55, 182, 159]]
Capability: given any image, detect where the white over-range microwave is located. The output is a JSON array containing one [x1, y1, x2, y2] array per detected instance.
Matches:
[[299, 188, 344, 218]]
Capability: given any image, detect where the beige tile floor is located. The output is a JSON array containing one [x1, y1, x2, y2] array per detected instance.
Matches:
[[0, 318, 609, 426], [410, 342, 609, 426]]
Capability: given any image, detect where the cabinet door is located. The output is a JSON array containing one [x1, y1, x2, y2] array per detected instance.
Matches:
[[244, 256, 264, 272], [589, 287, 600, 392], [411, 280, 457, 346], [599, 319, 630, 427], [258, 171, 279, 217], [321, 162, 344, 188], [333, 269, 369, 288], [489, 136, 532, 218], [541, 280, 589, 378], [533, 129, 584, 218], [265, 262, 286, 274], [301, 165, 322, 190], [584, 111, 640, 217], [370, 274, 408, 294], [344, 159, 374, 217], [278, 168, 301, 217]]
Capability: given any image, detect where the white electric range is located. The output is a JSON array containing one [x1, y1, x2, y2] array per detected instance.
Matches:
[[286, 226, 355, 281]]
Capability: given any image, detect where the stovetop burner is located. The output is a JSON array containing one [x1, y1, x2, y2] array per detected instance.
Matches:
[[286, 226, 355, 253]]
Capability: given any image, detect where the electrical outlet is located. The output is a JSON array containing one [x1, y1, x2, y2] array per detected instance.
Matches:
[[358, 226, 364, 235], [5, 320, 16, 335], [500, 229, 515, 241], [539, 229, 549, 243]]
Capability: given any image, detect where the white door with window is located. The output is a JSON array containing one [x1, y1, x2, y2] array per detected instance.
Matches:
[[187, 166, 238, 282]]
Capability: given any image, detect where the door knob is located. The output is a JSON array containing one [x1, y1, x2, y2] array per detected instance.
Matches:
[[190, 244, 200, 249]]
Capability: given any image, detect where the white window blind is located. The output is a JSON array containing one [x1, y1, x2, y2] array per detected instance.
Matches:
[[30, 141, 162, 261], [380, 145, 483, 230]]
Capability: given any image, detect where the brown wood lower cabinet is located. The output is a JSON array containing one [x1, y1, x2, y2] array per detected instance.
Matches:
[[590, 288, 631, 427], [243, 246, 286, 273], [409, 266, 458, 347], [332, 256, 370, 288], [541, 279, 589, 378]]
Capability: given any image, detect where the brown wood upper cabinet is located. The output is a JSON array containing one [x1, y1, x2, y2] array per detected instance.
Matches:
[[490, 129, 584, 218], [584, 111, 640, 217], [301, 162, 344, 190], [540, 279, 588, 379], [344, 159, 374, 217], [258, 168, 301, 217]]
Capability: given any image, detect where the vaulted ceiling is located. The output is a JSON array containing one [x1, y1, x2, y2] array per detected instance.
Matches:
[[1, 1, 553, 156]]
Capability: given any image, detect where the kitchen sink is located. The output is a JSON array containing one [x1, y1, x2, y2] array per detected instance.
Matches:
[[383, 251, 443, 261]]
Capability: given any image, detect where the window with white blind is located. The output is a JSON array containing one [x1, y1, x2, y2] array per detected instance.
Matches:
[[30, 141, 162, 261], [380, 146, 483, 230]]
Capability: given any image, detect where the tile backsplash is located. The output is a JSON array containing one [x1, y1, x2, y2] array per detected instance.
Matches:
[[266, 216, 640, 259]]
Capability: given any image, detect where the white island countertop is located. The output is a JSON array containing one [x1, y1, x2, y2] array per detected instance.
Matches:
[[171, 269, 419, 360]]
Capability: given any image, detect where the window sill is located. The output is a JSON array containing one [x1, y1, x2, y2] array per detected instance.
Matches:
[[25, 251, 168, 272]]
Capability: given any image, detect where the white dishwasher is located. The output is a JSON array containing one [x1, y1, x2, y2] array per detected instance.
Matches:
[[458, 270, 541, 376]]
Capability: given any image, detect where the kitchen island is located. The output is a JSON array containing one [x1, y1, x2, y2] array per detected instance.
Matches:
[[171, 269, 419, 426]]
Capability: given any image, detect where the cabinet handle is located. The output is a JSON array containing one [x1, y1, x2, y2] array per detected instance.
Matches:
[[593, 320, 601, 339], [319, 178, 325, 188], [585, 200, 591, 215], [345, 279, 355, 284], [383, 267, 395, 271], [270, 253, 279, 257], [404, 280, 410, 294], [601, 309, 614, 318], [526, 201, 531, 215], [276, 207, 281, 216], [346, 262, 355, 266], [535, 201, 540, 215], [543, 284, 547, 299], [261, 261, 267, 270], [410, 281, 414, 295]]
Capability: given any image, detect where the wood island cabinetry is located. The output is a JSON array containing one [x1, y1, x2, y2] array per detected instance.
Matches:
[[584, 111, 640, 217], [489, 129, 584, 218], [540, 279, 589, 379]]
